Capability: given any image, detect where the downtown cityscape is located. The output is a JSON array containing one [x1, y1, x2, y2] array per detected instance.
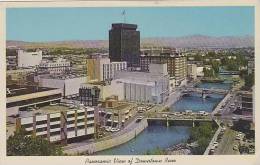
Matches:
[[5, 7, 255, 156]]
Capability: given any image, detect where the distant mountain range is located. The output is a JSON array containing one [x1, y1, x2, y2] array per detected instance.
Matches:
[[6, 35, 254, 49]]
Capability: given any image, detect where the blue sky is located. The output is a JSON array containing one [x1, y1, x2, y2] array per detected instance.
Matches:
[[6, 7, 254, 42]]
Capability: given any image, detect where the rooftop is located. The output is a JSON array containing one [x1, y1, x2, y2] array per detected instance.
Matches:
[[103, 102, 136, 112], [111, 23, 138, 30], [6, 85, 59, 97], [39, 73, 87, 80], [19, 104, 93, 118]]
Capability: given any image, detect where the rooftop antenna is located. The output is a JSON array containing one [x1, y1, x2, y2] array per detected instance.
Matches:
[[122, 10, 126, 23]]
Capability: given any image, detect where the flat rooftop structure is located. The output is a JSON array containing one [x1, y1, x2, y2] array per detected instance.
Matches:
[[39, 73, 87, 80], [111, 23, 138, 30], [6, 85, 59, 97], [19, 105, 69, 117], [19, 104, 93, 118], [103, 102, 136, 111], [140, 53, 185, 57]]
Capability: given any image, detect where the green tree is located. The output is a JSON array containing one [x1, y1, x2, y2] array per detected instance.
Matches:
[[244, 73, 254, 89], [211, 61, 220, 74], [7, 128, 64, 156], [189, 123, 216, 155], [145, 147, 165, 155], [203, 67, 215, 78]]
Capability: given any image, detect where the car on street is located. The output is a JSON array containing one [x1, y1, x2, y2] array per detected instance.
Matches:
[[233, 145, 238, 151]]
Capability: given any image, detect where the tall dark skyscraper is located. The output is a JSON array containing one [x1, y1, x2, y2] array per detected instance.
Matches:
[[109, 23, 140, 67]]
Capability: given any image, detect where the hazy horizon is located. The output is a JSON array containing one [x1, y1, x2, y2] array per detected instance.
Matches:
[[6, 34, 254, 43]]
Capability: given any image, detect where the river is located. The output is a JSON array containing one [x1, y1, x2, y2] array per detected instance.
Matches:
[[96, 81, 232, 155], [96, 126, 190, 155]]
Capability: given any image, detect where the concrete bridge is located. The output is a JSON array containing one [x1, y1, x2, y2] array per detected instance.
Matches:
[[219, 70, 239, 75], [147, 112, 213, 127], [182, 87, 229, 98]]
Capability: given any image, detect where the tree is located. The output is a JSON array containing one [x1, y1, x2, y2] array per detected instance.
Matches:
[[145, 147, 165, 155], [7, 128, 64, 156], [244, 73, 254, 89], [189, 123, 216, 154], [211, 61, 220, 74], [203, 67, 215, 78]]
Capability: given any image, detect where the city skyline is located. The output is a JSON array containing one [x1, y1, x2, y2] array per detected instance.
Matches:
[[7, 7, 254, 42]]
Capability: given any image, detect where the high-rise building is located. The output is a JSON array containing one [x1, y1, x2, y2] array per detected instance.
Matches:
[[86, 57, 127, 82], [140, 53, 187, 86], [109, 23, 140, 67], [187, 64, 197, 80]]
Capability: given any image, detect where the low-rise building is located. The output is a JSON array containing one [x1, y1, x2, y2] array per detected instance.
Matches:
[[6, 85, 62, 116], [240, 90, 253, 116], [39, 58, 71, 74], [15, 104, 96, 143], [98, 99, 138, 129], [17, 49, 42, 68], [248, 59, 255, 75], [37, 74, 87, 97], [113, 63, 169, 104], [6, 68, 35, 85], [196, 66, 204, 77], [79, 84, 101, 106]]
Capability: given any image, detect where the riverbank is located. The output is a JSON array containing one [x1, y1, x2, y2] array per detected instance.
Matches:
[[165, 143, 192, 155], [63, 119, 148, 155], [201, 78, 224, 83]]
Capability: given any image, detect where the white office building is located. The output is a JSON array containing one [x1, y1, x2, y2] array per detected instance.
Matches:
[[37, 74, 87, 97], [86, 57, 127, 82], [187, 64, 197, 80], [17, 50, 42, 67], [113, 63, 169, 104], [103, 61, 127, 81]]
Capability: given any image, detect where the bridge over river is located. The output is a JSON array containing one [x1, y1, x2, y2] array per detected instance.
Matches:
[[182, 87, 229, 98], [147, 112, 213, 127]]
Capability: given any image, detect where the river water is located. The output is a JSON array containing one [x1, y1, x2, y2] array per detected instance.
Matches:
[[171, 79, 232, 113], [96, 126, 190, 155], [96, 81, 232, 155]]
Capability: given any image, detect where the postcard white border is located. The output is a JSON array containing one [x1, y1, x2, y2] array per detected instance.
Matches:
[[0, 1, 259, 165]]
